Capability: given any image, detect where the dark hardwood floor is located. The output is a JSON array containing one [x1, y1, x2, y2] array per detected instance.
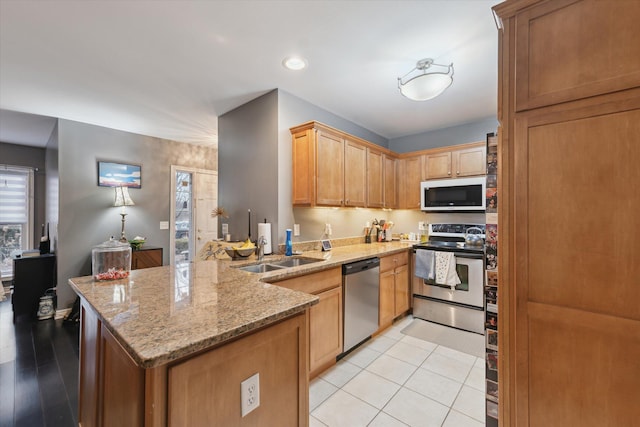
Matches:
[[0, 296, 79, 427]]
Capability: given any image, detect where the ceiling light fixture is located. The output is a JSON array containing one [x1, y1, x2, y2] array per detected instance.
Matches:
[[282, 56, 307, 71], [397, 58, 454, 101]]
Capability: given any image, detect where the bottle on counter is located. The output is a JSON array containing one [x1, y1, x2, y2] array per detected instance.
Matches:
[[285, 229, 293, 256]]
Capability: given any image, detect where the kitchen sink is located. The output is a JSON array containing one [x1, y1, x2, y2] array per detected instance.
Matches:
[[234, 257, 324, 273], [268, 257, 324, 268], [236, 263, 285, 273]]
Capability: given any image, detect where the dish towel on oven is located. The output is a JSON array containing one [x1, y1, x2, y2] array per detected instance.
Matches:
[[415, 249, 435, 281], [435, 252, 461, 290]]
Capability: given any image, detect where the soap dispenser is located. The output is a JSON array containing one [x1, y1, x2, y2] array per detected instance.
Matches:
[[285, 229, 293, 256]]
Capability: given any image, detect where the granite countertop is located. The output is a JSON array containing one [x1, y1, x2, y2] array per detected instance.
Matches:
[[68, 241, 414, 369]]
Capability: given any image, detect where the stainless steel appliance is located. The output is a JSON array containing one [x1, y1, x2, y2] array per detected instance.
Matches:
[[420, 177, 486, 211], [342, 257, 380, 353], [413, 224, 485, 334]]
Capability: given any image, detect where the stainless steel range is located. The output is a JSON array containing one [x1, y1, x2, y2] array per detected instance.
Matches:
[[412, 223, 485, 334]]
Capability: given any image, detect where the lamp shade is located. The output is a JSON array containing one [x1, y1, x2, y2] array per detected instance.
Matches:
[[399, 73, 453, 101], [114, 186, 135, 207], [398, 58, 454, 101]]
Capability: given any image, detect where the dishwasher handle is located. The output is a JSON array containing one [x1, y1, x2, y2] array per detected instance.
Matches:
[[342, 257, 380, 275]]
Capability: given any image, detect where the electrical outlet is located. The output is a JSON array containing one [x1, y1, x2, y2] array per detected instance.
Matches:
[[241, 373, 260, 417], [418, 221, 426, 231], [293, 224, 300, 236]]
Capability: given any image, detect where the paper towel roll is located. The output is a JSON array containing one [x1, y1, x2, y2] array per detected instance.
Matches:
[[257, 223, 272, 254]]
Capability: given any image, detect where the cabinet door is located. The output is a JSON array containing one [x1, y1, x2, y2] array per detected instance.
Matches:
[[453, 146, 486, 177], [379, 270, 396, 329], [292, 129, 316, 206], [399, 156, 423, 209], [384, 155, 397, 209], [310, 286, 343, 377], [344, 140, 366, 207], [394, 264, 410, 316], [366, 148, 384, 208], [132, 248, 163, 270], [424, 152, 452, 179], [316, 131, 344, 206]]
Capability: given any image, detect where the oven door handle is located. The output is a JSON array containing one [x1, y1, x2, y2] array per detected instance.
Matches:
[[452, 252, 484, 260]]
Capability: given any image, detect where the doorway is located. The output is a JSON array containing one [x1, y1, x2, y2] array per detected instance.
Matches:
[[170, 166, 218, 266]]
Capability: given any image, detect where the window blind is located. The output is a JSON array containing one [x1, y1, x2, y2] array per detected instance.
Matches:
[[0, 168, 31, 223]]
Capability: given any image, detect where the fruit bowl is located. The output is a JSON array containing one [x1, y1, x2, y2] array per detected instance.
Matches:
[[235, 247, 255, 257]]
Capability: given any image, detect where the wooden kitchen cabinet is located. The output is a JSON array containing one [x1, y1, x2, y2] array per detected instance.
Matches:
[[383, 154, 398, 209], [316, 130, 345, 206], [423, 143, 486, 180], [344, 139, 366, 207], [367, 148, 384, 208], [291, 121, 398, 209], [272, 267, 343, 378], [494, 1, 640, 425], [131, 247, 162, 270], [398, 155, 423, 209], [378, 251, 410, 330]]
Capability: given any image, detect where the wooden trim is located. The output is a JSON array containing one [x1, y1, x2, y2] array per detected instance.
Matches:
[[144, 365, 167, 427]]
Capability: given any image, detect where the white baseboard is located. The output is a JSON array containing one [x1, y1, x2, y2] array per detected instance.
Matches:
[[55, 308, 72, 320]]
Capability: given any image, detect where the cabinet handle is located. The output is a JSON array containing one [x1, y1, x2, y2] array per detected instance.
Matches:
[[456, 170, 460, 175], [448, 171, 451, 175]]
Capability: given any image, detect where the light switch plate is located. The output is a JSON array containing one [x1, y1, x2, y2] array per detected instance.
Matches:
[[159, 221, 169, 230], [293, 224, 300, 236]]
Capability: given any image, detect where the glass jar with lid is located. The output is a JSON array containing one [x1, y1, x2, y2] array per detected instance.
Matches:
[[91, 237, 132, 281]]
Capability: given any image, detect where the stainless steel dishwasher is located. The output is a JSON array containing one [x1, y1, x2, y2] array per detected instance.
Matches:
[[342, 257, 380, 353]]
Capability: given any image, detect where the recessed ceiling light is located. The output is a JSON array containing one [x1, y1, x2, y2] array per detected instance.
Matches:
[[282, 56, 307, 71]]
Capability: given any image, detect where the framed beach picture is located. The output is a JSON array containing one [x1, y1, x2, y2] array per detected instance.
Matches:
[[97, 161, 141, 188]]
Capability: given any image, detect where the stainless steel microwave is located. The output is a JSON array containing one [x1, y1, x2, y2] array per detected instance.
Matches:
[[420, 177, 486, 211]]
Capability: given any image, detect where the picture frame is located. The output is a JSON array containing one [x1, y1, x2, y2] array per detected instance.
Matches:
[[97, 161, 141, 188]]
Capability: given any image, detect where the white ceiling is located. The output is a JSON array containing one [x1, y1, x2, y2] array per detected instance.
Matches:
[[0, 0, 501, 148]]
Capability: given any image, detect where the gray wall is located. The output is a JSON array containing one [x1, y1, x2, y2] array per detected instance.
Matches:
[[218, 90, 280, 242], [45, 121, 59, 254], [389, 116, 498, 153], [55, 119, 217, 308], [0, 141, 47, 247]]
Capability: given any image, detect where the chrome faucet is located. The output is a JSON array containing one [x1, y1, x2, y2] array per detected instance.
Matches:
[[257, 236, 267, 262]]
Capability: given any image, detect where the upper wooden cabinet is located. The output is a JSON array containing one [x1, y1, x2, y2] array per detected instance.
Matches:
[[383, 154, 397, 209], [291, 122, 397, 208], [423, 144, 486, 180], [291, 121, 487, 209], [367, 148, 384, 208], [512, 0, 640, 112], [344, 139, 366, 207], [398, 155, 423, 209]]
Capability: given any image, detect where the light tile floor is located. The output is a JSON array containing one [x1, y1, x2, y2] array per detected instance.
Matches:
[[310, 316, 485, 427]]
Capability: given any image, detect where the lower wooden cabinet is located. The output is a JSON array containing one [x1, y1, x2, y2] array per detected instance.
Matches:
[[272, 267, 343, 378], [378, 252, 410, 330], [78, 299, 309, 427]]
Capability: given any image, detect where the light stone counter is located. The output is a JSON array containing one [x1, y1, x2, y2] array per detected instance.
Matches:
[[69, 241, 414, 369]]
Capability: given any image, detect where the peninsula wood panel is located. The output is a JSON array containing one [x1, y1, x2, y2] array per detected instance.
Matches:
[[168, 313, 308, 427], [514, 0, 640, 111], [78, 301, 100, 427]]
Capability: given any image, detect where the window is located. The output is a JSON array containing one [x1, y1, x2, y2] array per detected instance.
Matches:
[[0, 166, 34, 279]]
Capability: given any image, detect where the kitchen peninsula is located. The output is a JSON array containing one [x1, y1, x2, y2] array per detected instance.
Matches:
[[69, 241, 414, 426]]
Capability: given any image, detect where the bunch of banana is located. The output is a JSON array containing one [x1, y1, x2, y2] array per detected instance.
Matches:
[[233, 238, 255, 250]]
